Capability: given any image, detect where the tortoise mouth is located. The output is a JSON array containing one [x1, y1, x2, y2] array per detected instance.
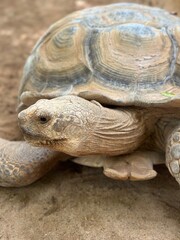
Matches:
[[28, 138, 66, 147], [25, 136, 67, 147], [22, 130, 66, 147]]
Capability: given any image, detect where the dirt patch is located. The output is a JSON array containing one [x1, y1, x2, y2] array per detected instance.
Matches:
[[0, 0, 180, 239]]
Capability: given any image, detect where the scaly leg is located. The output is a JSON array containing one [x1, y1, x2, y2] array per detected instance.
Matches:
[[166, 125, 180, 184], [0, 138, 69, 187]]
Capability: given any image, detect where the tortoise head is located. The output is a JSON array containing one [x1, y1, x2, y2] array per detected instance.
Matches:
[[18, 95, 101, 156]]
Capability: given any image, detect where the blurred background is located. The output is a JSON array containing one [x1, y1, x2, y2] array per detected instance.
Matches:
[[0, 1, 180, 240]]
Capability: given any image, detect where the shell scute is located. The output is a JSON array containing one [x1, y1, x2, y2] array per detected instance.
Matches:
[[87, 23, 172, 90]]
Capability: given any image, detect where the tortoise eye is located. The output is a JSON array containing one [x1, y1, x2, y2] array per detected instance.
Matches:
[[38, 116, 50, 124]]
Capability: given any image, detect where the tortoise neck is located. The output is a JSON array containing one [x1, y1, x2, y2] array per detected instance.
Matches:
[[76, 107, 153, 156]]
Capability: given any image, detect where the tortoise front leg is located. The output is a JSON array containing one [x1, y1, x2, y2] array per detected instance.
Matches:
[[166, 125, 180, 184], [0, 138, 69, 187]]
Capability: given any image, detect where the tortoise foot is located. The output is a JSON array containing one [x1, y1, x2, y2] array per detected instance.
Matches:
[[104, 162, 157, 181], [166, 128, 180, 184], [0, 138, 68, 187], [103, 151, 164, 181]]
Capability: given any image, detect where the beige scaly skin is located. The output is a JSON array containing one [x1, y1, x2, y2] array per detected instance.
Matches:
[[18, 95, 180, 185], [0, 138, 68, 187]]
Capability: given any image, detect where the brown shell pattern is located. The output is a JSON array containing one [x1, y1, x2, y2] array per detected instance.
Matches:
[[19, 3, 180, 108]]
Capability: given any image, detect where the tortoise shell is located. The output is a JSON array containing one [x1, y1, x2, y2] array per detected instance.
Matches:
[[19, 3, 180, 109]]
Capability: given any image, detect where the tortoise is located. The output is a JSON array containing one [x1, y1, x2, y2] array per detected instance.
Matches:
[[1, 3, 180, 187]]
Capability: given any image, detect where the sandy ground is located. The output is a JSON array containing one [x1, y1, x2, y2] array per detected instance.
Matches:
[[0, 0, 180, 239]]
